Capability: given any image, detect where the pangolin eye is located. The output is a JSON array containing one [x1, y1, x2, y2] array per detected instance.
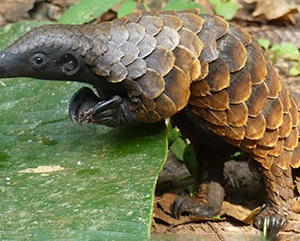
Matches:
[[32, 53, 46, 70], [34, 56, 43, 65]]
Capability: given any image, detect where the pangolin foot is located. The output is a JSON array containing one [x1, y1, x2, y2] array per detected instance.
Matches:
[[172, 181, 225, 219], [69, 87, 123, 126], [254, 205, 287, 241]]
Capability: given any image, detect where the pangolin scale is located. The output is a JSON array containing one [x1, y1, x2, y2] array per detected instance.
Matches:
[[0, 8, 299, 239]]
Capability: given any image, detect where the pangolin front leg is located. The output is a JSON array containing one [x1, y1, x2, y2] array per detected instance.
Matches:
[[69, 87, 135, 127]]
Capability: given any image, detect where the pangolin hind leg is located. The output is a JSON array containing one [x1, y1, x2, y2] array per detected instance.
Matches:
[[172, 108, 237, 218], [254, 164, 294, 239], [173, 151, 226, 219]]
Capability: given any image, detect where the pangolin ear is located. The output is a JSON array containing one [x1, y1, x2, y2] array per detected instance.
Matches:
[[61, 53, 81, 76]]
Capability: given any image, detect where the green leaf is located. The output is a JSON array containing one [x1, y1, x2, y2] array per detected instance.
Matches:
[[164, 0, 206, 13], [214, 1, 239, 20], [278, 42, 300, 61], [167, 122, 180, 145], [208, 0, 220, 5], [58, 0, 124, 24], [118, 0, 137, 18], [0, 21, 49, 49], [183, 145, 197, 177], [269, 43, 282, 64], [290, 64, 300, 76], [0, 21, 168, 240], [257, 38, 270, 51], [170, 137, 187, 162]]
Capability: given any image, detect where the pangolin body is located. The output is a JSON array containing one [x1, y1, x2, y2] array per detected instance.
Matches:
[[0, 9, 299, 239]]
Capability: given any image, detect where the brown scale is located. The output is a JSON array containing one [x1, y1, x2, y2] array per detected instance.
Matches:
[[109, 10, 300, 234]]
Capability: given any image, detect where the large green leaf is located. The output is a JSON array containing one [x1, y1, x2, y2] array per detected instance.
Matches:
[[58, 0, 124, 24], [0, 21, 49, 49], [0, 15, 167, 241]]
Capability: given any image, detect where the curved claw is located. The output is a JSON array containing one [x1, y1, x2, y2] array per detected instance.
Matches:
[[80, 95, 122, 125], [254, 206, 287, 241], [69, 86, 124, 126], [173, 182, 224, 219], [173, 193, 215, 219], [69, 87, 101, 124]]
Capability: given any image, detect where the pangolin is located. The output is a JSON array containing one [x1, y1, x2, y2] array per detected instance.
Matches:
[[0, 9, 299, 239]]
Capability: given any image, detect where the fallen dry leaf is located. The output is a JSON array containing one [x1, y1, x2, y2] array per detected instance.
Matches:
[[0, 0, 35, 26], [153, 193, 225, 226], [243, 0, 299, 21], [153, 193, 263, 226], [220, 201, 262, 225]]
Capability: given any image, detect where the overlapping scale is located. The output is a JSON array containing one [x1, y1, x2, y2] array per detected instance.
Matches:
[[200, 90, 229, 111], [204, 58, 230, 91], [200, 14, 229, 40], [158, 13, 183, 31], [178, 28, 204, 57], [228, 23, 251, 46], [279, 113, 293, 138], [137, 34, 157, 58], [244, 115, 266, 140], [154, 94, 177, 118], [126, 57, 147, 79], [81, 9, 300, 172], [283, 127, 298, 151], [216, 34, 248, 72], [135, 69, 165, 99], [263, 98, 283, 129], [120, 42, 140, 66], [226, 103, 248, 127], [246, 83, 269, 117], [258, 129, 279, 148], [244, 43, 267, 85], [265, 62, 282, 99], [176, 10, 204, 33], [197, 29, 219, 63], [138, 15, 163, 36], [144, 47, 175, 76], [126, 23, 145, 44], [156, 26, 180, 50], [174, 45, 200, 80], [227, 69, 252, 104], [163, 66, 191, 111]]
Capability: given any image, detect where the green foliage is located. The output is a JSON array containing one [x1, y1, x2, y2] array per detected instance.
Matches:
[[0, 21, 49, 49], [170, 137, 187, 162], [167, 124, 197, 178], [257, 38, 270, 51], [209, 0, 239, 20], [58, 0, 124, 24], [258, 38, 300, 76], [118, 0, 137, 17], [183, 144, 197, 178], [164, 0, 206, 13]]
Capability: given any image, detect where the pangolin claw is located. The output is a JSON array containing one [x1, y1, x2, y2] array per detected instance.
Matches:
[[254, 207, 287, 241], [69, 87, 101, 124], [173, 193, 215, 219], [69, 87, 123, 126]]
